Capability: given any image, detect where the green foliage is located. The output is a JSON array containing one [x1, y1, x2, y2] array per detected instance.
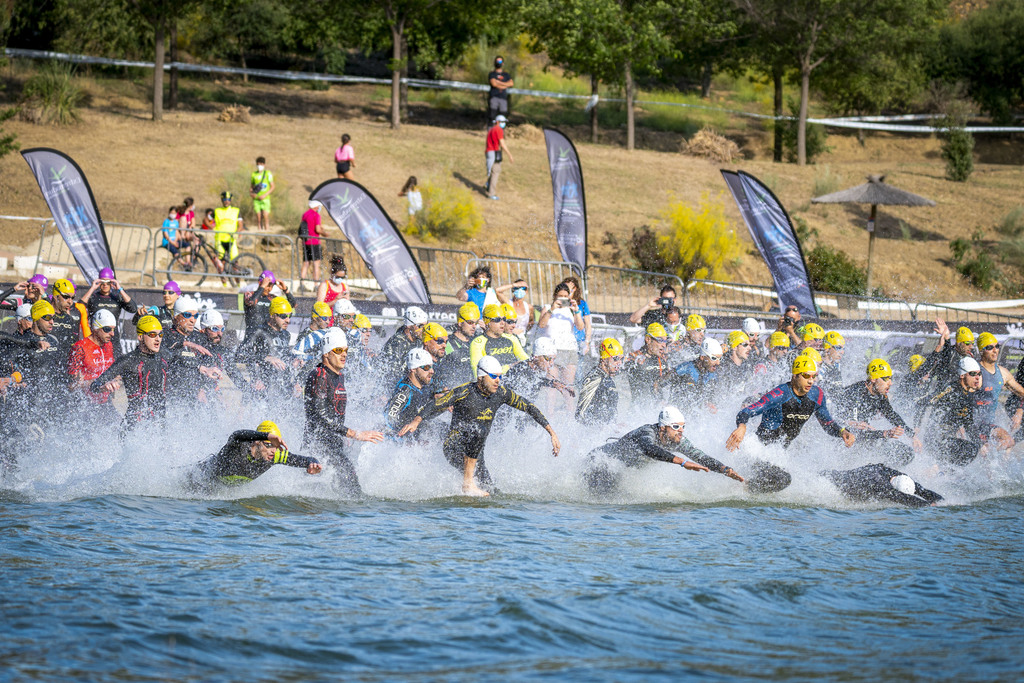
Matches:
[[0, 106, 20, 159], [898, 219, 912, 241], [213, 164, 301, 230], [627, 193, 742, 282], [793, 215, 818, 244], [950, 230, 999, 291], [780, 98, 830, 163], [811, 165, 839, 197], [996, 206, 1024, 238], [806, 244, 866, 295], [406, 181, 482, 244], [22, 60, 85, 125], [940, 118, 974, 182]]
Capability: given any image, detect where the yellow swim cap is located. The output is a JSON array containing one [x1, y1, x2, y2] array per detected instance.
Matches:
[[501, 303, 517, 320], [482, 303, 502, 321], [312, 301, 332, 319], [685, 314, 706, 331], [792, 355, 818, 375], [977, 332, 998, 349], [908, 354, 925, 371], [30, 300, 55, 320], [802, 323, 825, 341], [727, 330, 749, 349], [769, 331, 791, 348], [354, 314, 371, 329], [421, 322, 448, 343], [867, 358, 893, 380], [599, 338, 624, 359], [956, 326, 974, 344], [646, 323, 668, 339], [52, 279, 75, 296], [136, 315, 162, 334], [823, 331, 845, 349], [256, 420, 281, 439], [801, 347, 822, 364], [458, 302, 481, 322], [269, 296, 293, 315]]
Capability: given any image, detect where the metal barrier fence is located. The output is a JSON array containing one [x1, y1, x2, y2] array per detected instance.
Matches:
[[584, 265, 685, 314], [411, 245, 477, 301], [36, 221, 155, 286], [465, 257, 580, 301], [152, 229, 295, 288]]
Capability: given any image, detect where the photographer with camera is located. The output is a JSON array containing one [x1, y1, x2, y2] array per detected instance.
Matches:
[[537, 283, 585, 392], [629, 285, 678, 328], [777, 305, 803, 347]]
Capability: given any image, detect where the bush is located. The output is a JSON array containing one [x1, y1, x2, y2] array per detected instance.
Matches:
[[780, 98, 831, 164], [212, 165, 301, 231], [628, 193, 743, 282], [996, 206, 1024, 237], [806, 244, 866, 295], [940, 118, 974, 182], [406, 181, 483, 243], [21, 61, 85, 125], [0, 107, 19, 159], [950, 230, 999, 290]]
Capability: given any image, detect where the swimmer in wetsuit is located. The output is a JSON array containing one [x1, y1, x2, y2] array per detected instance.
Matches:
[[384, 348, 438, 437], [187, 420, 322, 492], [575, 338, 625, 426], [823, 463, 943, 508], [584, 406, 743, 494], [398, 354, 560, 497]]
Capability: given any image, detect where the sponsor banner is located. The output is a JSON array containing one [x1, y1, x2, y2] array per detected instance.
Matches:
[[310, 179, 430, 305], [722, 170, 816, 318], [543, 128, 587, 274], [21, 148, 114, 282]]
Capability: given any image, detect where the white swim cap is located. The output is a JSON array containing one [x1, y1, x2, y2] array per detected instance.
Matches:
[[890, 474, 916, 496], [477, 355, 503, 377], [742, 317, 762, 335], [959, 357, 981, 375], [332, 298, 358, 316], [174, 296, 200, 315], [404, 306, 428, 326], [407, 347, 433, 370], [16, 303, 32, 320], [91, 309, 117, 328], [700, 338, 723, 358], [322, 327, 347, 351], [533, 337, 557, 358], [201, 309, 224, 328], [658, 405, 686, 427]]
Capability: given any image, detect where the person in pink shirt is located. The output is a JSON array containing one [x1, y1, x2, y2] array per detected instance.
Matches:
[[300, 200, 325, 290], [335, 134, 355, 179]]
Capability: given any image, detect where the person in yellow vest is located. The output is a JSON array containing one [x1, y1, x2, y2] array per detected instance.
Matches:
[[213, 191, 244, 269], [250, 156, 275, 231]]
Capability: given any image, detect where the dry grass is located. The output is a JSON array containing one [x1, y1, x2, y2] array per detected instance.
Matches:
[[682, 127, 740, 163], [216, 104, 251, 124]]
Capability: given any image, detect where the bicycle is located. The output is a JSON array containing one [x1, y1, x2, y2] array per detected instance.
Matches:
[[164, 231, 266, 288]]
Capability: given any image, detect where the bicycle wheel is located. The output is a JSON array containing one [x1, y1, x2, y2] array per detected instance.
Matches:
[[228, 253, 266, 282], [167, 252, 209, 287]]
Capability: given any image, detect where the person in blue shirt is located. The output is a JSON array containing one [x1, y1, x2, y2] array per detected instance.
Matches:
[[161, 206, 181, 255], [456, 266, 508, 312]]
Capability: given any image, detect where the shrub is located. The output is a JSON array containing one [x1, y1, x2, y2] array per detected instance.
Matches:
[[406, 181, 483, 243], [996, 206, 1024, 237], [212, 165, 301, 231], [0, 107, 19, 159], [21, 61, 85, 125], [806, 244, 866, 295], [940, 116, 974, 182], [950, 230, 999, 290]]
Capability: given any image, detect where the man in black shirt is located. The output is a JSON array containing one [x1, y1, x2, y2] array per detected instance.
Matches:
[[487, 55, 514, 122]]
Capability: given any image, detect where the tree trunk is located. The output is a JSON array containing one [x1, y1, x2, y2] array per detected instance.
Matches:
[[590, 74, 599, 143], [625, 60, 635, 151], [240, 51, 248, 83], [797, 65, 810, 166], [399, 34, 409, 120], [701, 60, 712, 99], [168, 20, 178, 110], [772, 64, 783, 163], [390, 22, 403, 130], [153, 22, 164, 122]]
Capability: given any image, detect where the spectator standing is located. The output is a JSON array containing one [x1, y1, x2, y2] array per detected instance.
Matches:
[[487, 56, 514, 123], [562, 276, 592, 355], [250, 156, 275, 231], [399, 176, 423, 219], [335, 134, 356, 179], [485, 115, 513, 201], [537, 283, 585, 393], [299, 200, 325, 291]]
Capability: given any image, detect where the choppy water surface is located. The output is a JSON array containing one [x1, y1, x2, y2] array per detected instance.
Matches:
[[4, 489, 1024, 682]]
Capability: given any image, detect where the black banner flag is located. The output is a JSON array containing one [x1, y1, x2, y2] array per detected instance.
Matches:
[[543, 128, 587, 274]]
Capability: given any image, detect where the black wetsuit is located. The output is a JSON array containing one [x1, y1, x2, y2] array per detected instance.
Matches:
[[834, 381, 915, 467], [915, 380, 986, 466], [623, 350, 672, 407], [824, 464, 943, 508], [377, 327, 419, 387], [234, 324, 294, 397], [86, 290, 137, 358], [161, 328, 208, 401], [736, 382, 846, 448], [818, 360, 843, 394], [575, 365, 619, 425], [417, 381, 548, 487], [193, 334, 243, 392], [243, 289, 295, 331], [303, 362, 360, 493], [435, 334, 474, 389], [132, 304, 174, 331], [384, 378, 434, 435], [188, 429, 319, 492], [49, 305, 82, 375], [504, 361, 565, 399], [90, 347, 171, 436], [11, 330, 63, 394], [584, 424, 732, 493]]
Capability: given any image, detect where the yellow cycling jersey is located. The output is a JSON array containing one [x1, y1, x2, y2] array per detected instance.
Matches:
[[214, 206, 241, 240], [469, 333, 528, 374]]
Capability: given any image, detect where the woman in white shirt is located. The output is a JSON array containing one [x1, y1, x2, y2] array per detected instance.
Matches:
[[537, 282, 584, 389]]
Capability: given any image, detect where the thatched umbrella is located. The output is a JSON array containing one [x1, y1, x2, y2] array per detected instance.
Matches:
[[812, 175, 935, 293]]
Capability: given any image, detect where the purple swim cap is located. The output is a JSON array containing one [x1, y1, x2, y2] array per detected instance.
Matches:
[[260, 270, 276, 283], [163, 280, 181, 295], [99, 267, 115, 280], [27, 274, 49, 287]]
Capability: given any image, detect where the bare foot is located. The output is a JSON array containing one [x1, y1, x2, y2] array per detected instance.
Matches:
[[462, 483, 490, 497]]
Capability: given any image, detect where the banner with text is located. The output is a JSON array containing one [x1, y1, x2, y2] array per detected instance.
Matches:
[[21, 148, 114, 282], [543, 128, 587, 274], [310, 179, 430, 304], [722, 170, 816, 317]]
